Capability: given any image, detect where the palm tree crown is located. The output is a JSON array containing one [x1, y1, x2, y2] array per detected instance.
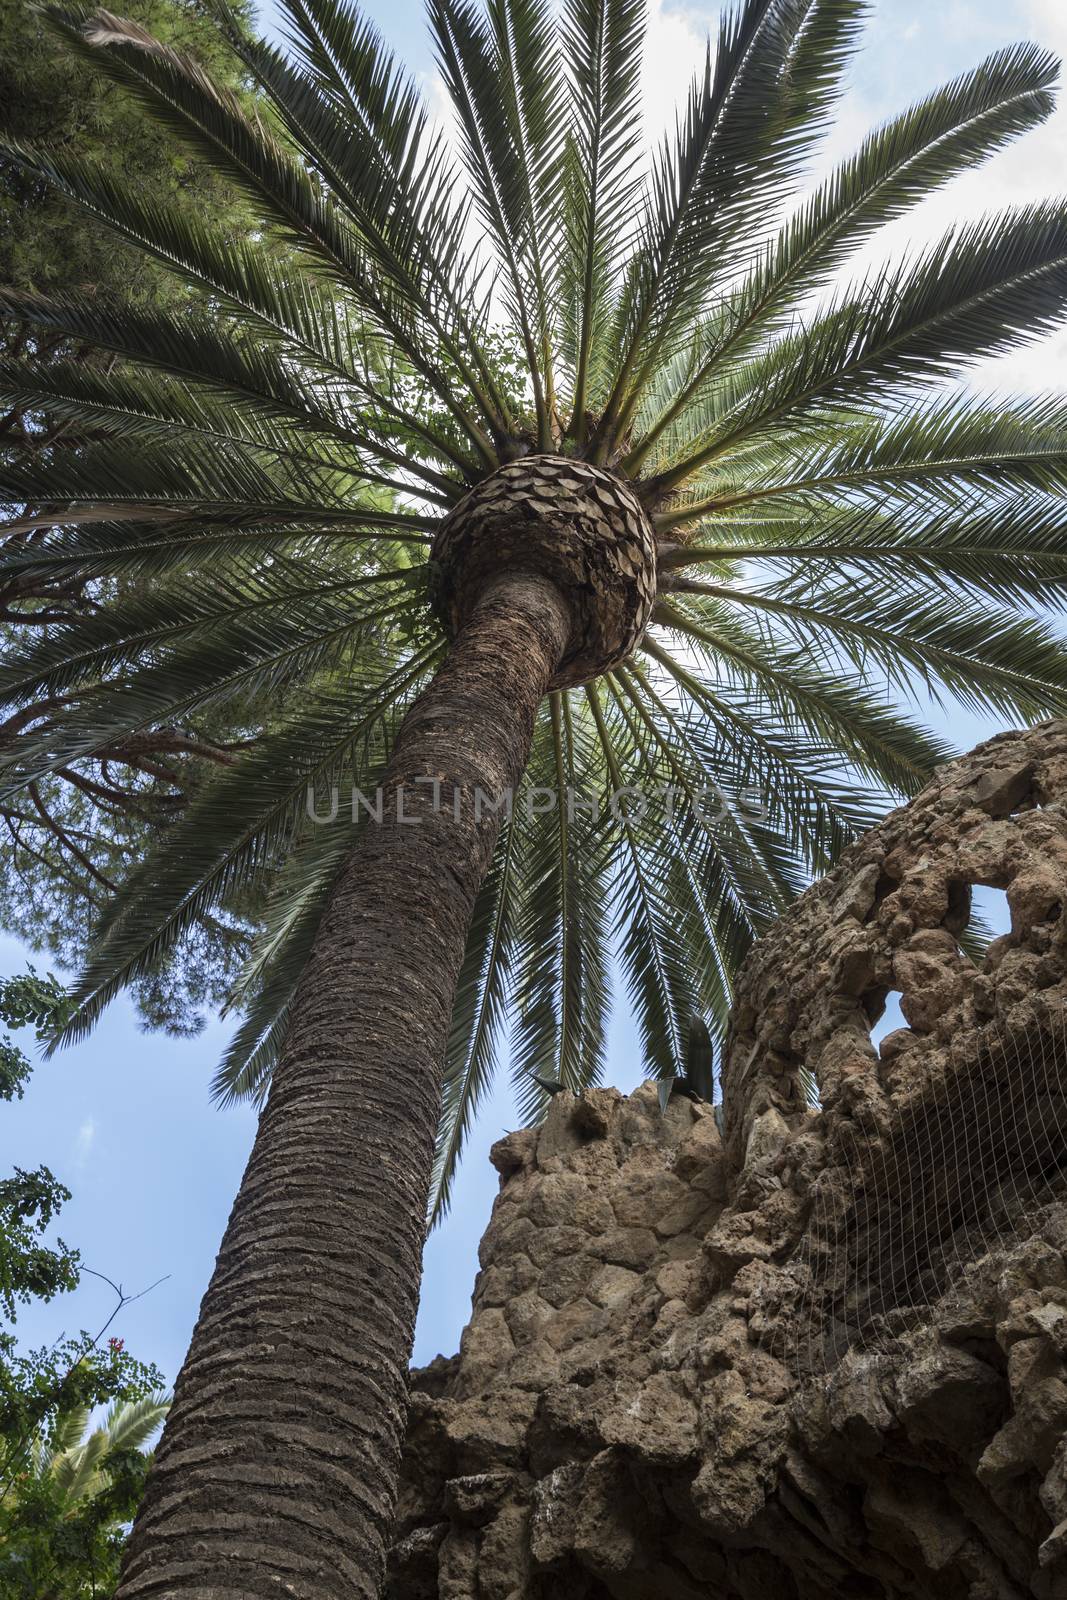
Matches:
[[3, 0, 1067, 1216]]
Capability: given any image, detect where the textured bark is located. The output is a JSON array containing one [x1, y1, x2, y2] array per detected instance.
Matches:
[[114, 572, 572, 1600], [431, 455, 657, 688]]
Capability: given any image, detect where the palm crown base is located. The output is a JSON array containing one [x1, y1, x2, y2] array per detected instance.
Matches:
[[430, 455, 658, 689]]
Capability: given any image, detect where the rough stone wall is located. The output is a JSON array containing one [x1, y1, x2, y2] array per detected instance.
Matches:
[[387, 721, 1067, 1600]]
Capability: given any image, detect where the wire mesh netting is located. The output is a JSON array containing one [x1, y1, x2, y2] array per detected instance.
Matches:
[[762, 1016, 1067, 1380]]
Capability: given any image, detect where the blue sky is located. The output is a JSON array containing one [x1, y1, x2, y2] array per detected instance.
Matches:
[[0, 0, 1062, 1386]]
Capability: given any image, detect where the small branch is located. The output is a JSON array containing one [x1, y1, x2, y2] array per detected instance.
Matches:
[[3, 813, 104, 910], [0, 1268, 170, 1498], [28, 782, 119, 893]]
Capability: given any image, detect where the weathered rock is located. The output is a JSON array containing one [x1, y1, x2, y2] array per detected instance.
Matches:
[[387, 722, 1067, 1599]]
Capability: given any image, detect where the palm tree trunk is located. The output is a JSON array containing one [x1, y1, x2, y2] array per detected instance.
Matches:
[[114, 571, 573, 1600]]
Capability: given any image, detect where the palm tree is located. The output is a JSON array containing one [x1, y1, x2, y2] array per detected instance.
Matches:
[[2, 1384, 169, 1598], [3, 0, 1067, 1590], [22, 1388, 170, 1514]]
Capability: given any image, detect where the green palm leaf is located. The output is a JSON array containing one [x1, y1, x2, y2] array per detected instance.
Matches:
[[511, 694, 611, 1113], [628, 40, 1058, 465], [595, 0, 865, 451], [558, 0, 644, 432], [658, 203, 1067, 489], [431, 807, 522, 1222], [49, 651, 433, 1046]]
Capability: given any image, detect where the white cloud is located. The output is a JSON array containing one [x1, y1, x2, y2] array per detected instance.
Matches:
[[642, 0, 711, 143], [1022, 1, 1067, 56], [73, 1116, 96, 1172]]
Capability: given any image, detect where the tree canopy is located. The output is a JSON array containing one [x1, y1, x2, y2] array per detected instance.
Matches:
[[1, 0, 253, 304], [0, 0, 268, 1033], [2, 0, 1067, 1219], [0, 969, 166, 1598]]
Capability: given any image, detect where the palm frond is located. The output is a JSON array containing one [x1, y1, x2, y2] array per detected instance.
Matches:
[[429, 0, 561, 436], [595, 0, 865, 449], [212, 793, 388, 1106], [659, 202, 1067, 485], [41, 5, 496, 455], [621, 654, 881, 871], [46, 651, 434, 1048], [558, 0, 644, 433], [642, 621, 951, 797], [657, 395, 1067, 527], [628, 40, 1058, 465], [662, 579, 1067, 722], [100, 1392, 170, 1454], [0, 557, 418, 707], [659, 492, 1067, 613], [584, 679, 698, 1077], [0, 285, 459, 497], [207, 1, 509, 448], [511, 694, 610, 1114], [430, 808, 521, 1223]]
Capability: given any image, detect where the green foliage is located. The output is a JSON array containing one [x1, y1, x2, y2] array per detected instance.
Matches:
[[0, 1343, 166, 1600], [0, 968, 70, 1102], [2, 0, 1067, 1219], [0, 971, 166, 1595], [0, 0, 252, 307], [0, 972, 78, 1318], [0, 0, 264, 1036], [0, 1167, 79, 1325]]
